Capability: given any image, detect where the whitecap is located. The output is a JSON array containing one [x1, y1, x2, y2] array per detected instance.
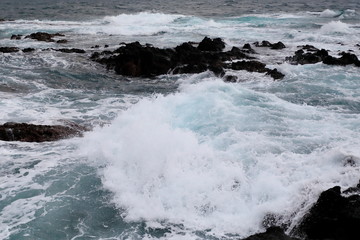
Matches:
[[320, 21, 352, 34]]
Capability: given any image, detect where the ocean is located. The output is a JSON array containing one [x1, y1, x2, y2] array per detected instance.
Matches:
[[1, 0, 360, 239]]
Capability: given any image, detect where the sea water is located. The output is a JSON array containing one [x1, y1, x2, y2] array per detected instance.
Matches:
[[1, 1, 360, 239]]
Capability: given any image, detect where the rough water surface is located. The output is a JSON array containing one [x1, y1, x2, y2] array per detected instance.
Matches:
[[1, 1, 360, 239]]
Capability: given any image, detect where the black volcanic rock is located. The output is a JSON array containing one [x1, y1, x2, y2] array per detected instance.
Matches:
[[197, 37, 225, 51], [0, 47, 20, 53], [55, 48, 86, 53], [323, 52, 360, 66], [266, 68, 285, 80], [56, 39, 68, 44], [25, 32, 65, 42], [0, 122, 87, 142], [228, 61, 284, 80], [91, 38, 284, 80], [295, 185, 360, 240], [242, 43, 257, 54], [22, 48, 35, 53], [11, 34, 22, 40], [286, 48, 329, 65], [242, 227, 299, 240], [271, 41, 286, 50], [254, 40, 286, 49]]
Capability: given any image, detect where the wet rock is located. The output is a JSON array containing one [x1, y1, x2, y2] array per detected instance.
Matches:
[[91, 45, 100, 49], [254, 40, 272, 47], [223, 75, 238, 83], [286, 48, 329, 65], [22, 48, 35, 53], [242, 227, 299, 240], [271, 41, 286, 50], [92, 38, 284, 80], [266, 68, 285, 80], [299, 45, 320, 52], [0, 122, 86, 142], [11, 34, 22, 40], [343, 180, 360, 195], [56, 39, 68, 44], [242, 43, 257, 54], [254, 40, 286, 49], [230, 60, 266, 72], [197, 37, 225, 51], [323, 52, 360, 66], [55, 48, 86, 53], [295, 185, 360, 240], [0, 47, 20, 53], [25, 32, 65, 42]]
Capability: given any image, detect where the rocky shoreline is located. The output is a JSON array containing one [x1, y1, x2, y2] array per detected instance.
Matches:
[[1, 31, 360, 239]]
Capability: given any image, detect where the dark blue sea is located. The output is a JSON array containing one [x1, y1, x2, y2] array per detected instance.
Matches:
[[1, 1, 360, 239]]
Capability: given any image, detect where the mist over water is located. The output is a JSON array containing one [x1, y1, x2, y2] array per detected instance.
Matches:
[[1, 0, 360, 239]]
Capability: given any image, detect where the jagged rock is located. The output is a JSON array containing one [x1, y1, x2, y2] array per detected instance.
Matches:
[[323, 52, 360, 66], [299, 45, 319, 52], [0, 122, 87, 142], [242, 227, 299, 240], [55, 48, 86, 53], [242, 43, 257, 54], [254, 40, 273, 47], [0, 47, 20, 53], [11, 34, 22, 40], [266, 68, 285, 80], [91, 38, 284, 80], [271, 41, 286, 50], [254, 41, 286, 49], [25, 32, 65, 42], [286, 49, 329, 65], [22, 48, 35, 53], [295, 185, 360, 240], [197, 37, 225, 51]]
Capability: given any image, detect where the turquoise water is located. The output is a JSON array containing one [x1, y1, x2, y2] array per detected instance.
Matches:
[[1, 1, 360, 239]]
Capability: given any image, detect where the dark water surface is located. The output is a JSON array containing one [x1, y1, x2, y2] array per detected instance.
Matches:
[[1, 0, 360, 20]]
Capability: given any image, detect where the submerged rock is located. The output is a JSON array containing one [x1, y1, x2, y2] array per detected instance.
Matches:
[[295, 185, 360, 240], [0, 122, 87, 142], [10, 34, 22, 40], [0, 47, 20, 53], [25, 32, 65, 42], [228, 61, 284, 80], [55, 48, 86, 53], [56, 39, 68, 44], [22, 48, 35, 53]]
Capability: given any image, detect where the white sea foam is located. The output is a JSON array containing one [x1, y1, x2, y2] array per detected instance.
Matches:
[[319, 9, 342, 18], [83, 76, 360, 238], [90, 12, 184, 36], [320, 21, 352, 34]]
